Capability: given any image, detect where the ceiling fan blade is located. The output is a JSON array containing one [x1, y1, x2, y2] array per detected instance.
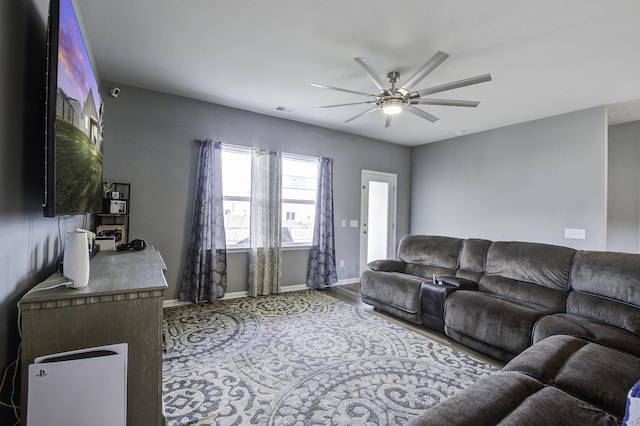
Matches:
[[414, 99, 481, 107], [385, 115, 393, 128], [310, 83, 377, 98], [314, 101, 377, 109], [416, 73, 492, 97], [405, 105, 439, 122], [345, 106, 379, 123], [400, 51, 449, 91], [354, 57, 392, 95]]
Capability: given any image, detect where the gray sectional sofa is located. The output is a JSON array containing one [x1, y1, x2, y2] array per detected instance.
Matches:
[[360, 235, 640, 424], [409, 334, 640, 425]]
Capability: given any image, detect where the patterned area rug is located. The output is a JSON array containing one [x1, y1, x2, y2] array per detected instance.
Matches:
[[162, 290, 495, 425]]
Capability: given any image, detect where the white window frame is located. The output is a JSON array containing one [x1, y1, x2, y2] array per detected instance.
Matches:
[[281, 153, 318, 248], [221, 145, 318, 251], [221, 145, 252, 250]]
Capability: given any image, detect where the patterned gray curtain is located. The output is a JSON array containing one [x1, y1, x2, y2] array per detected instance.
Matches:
[[306, 157, 337, 289], [179, 139, 227, 303], [248, 148, 282, 296]]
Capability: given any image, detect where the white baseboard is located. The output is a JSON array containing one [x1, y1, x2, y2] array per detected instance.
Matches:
[[163, 299, 193, 308], [163, 277, 360, 308], [334, 277, 360, 286]]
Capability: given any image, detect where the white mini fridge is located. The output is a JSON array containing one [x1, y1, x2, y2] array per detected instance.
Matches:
[[27, 343, 127, 426]]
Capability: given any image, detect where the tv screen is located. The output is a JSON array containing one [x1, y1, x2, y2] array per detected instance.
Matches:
[[44, 0, 104, 217]]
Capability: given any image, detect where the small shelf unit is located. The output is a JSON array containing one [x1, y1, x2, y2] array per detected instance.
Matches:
[[96, 182, 130, 245]]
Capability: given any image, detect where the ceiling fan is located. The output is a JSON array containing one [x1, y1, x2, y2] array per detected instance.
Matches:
[[311, 51, 492, 128]]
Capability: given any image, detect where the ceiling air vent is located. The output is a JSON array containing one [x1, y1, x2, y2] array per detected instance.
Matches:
[[275, 105, 294, 113]]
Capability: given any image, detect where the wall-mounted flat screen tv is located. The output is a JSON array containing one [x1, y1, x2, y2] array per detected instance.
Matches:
[[44, 0, 104, 217]]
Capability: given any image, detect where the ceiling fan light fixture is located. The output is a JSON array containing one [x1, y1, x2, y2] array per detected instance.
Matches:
[[383, 98, 403, 115], [311, 51, 492, 127]]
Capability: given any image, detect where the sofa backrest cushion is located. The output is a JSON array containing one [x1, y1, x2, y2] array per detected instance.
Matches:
[[456, 238, 492, 282], [570, 251, 640, 306], [566, 292, 640, 335], [479, 241, 575, 309], [484, 241, 575, 290], [568, 251, 640, 333], [459, 239, 492, 271], [398, 235, 463, 279]]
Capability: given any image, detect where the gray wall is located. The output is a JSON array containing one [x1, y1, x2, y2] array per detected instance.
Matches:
[[410, 107, 608, 250], [100, 82, 411, 299], [0, 0, 87, 398], [608, 121, 640, 253]]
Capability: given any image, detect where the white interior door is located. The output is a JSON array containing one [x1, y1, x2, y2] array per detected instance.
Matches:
[[360, 170, 397, 274]]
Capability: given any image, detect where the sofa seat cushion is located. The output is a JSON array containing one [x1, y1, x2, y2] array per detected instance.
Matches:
[[504, 335, 640, 418], [360, 270, 423, 315], [407, 371, 621, 426], [532, 313, 640, 358], [499, 385, 622, 425], [444, 290, 558, 358]]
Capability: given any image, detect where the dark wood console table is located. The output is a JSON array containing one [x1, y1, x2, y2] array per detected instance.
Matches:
[[19, 248, 168, 425]]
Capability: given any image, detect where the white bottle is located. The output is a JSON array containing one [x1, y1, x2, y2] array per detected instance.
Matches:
[[64, 231, 90, 289]]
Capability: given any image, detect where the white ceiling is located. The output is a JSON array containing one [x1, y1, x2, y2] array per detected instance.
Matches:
[[77, 0, 640, 147]]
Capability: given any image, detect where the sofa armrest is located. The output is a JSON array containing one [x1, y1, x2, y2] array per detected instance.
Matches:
[[367, 259, 407, 273], [437, 275, 478, 290]]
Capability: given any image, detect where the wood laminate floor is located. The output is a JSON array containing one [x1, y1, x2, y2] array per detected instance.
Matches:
[[323, 282, 504, 369]]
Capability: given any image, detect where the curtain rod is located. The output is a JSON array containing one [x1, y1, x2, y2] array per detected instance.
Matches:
[[194, 140, 321, 162], [193, 138, 222, 143], [193, 140, 243, 151]]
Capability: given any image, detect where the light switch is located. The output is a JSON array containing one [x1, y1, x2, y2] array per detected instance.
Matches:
[[564, 228, 586, 239], [350, 220, 358, 228], [341, 220, 346, 227]]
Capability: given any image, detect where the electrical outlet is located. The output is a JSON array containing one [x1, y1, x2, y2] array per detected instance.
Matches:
[[565, 228, 586, 239], [339, 260, 345, 268]]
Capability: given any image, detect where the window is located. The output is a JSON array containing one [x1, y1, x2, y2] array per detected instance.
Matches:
[[221, 147, 251, 245], [281, 155, 317, 244], [221, 146, 318, 246]]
